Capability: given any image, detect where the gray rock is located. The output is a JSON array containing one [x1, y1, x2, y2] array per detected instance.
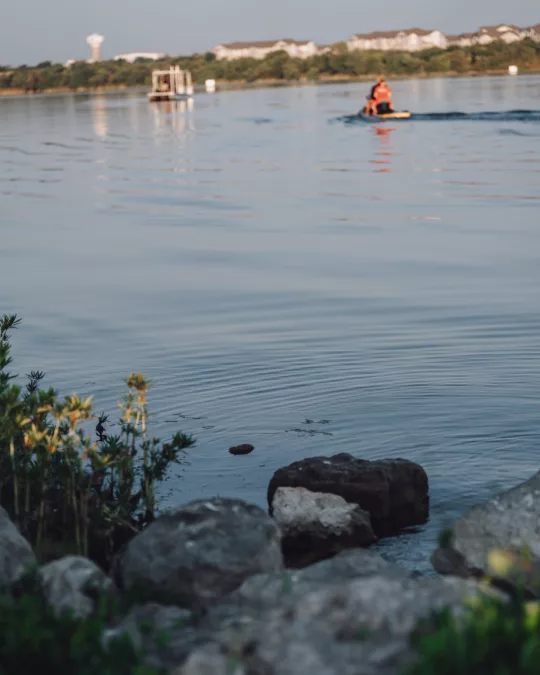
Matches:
[[431, 546, 478, 578], [268, 454, 429, 536], [37, 555, 115, 619], [0, 506, 36, 588], [231, 549, 409, 612], [432, 471, 540, 584], [176, 646, 239, 675], [120, 498, 283, 608], [270, 487, 376, 567], [177, 575, 487, 675], [104, 603, 202, 671], [114, 551, 494, 674]]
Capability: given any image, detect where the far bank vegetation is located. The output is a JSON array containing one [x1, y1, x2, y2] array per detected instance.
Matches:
[[1, 40, 539, 93]]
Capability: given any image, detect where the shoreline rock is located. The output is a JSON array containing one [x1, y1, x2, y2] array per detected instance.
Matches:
[[0, 488, 515, 675], [119, 498, 283, 608], [176, 571, 490, 675], [268, 454, 429, 537], [432, 470, 540, 594]]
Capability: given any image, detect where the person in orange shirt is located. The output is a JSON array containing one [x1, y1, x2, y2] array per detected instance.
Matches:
[[366, 77, 394, 116]]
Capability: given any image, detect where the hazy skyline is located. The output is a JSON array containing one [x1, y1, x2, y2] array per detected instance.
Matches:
[[3, 0, 539, 66]]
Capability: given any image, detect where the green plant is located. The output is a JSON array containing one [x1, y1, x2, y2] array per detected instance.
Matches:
[[409, 547, 540, 675], [0, 314, 195, 569], [409, 595, 540, 675], [0, 591, 161, 675]]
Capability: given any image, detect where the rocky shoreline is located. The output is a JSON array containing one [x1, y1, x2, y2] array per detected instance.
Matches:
[[2, 451, 540, 673]]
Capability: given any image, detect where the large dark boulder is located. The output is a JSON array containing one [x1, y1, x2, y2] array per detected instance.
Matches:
[[119, 498, 283, 608], [268, 453, 429, 536]]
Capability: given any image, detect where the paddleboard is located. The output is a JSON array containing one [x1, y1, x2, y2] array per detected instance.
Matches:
[[375, 111, 411, 120]]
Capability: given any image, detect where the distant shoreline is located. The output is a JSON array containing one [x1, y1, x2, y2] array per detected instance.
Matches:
[[0, 68, 537, 99]]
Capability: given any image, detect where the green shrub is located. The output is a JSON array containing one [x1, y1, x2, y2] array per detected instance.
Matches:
[[0, 314, 195, 569], [0, 591, 161, 675], [409, 594, 540, 675], [410, 546, 540, 675]]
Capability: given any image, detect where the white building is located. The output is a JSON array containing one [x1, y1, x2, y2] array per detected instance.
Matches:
[[114, 52, 166, 63], [348, 29, 447, 52], [347, 24, 540, 52], [476, 25, 525, 44], [212, 39, 319, 61], [524, 24, 540, 41], [448, 24, 538, 48]]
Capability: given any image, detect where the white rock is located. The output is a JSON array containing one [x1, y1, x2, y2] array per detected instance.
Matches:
[[273, 488, 368, 536], [271, 487, 376, 567]]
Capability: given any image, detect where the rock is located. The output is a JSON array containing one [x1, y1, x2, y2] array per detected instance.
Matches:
[[229, 444, 255, 456], [104, 603, 203, 671], [37, 555, 115, 619], [177, 574, 488, 675], [268, 454, 429, 536], [113, 551, 493, 674], [431, 471, 540, 591], [431, 546, 478, 578], [0, 506, 36, 588], [231, 549, 409, 612], [120, 498, 283, 608], [272, 487, 376, 567], [177, 646, 237, 675]]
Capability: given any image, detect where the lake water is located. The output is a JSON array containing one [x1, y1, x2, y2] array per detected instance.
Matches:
[[1, 75, 540, 574]]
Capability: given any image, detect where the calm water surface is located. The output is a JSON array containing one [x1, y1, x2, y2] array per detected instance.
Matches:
[[1, 76, 540, 573]]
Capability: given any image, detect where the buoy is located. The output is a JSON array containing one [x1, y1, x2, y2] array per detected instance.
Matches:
[[508, 65, 518, 75], [205, 79, 216, 92]]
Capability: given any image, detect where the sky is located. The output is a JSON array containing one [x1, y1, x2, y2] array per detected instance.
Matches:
[[2, 0, 539, 66]]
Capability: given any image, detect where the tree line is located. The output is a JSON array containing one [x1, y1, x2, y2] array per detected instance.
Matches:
[[1, 39, 539, 92]]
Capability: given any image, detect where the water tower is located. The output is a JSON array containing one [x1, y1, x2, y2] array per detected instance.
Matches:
[[87, 34, 105, 62]]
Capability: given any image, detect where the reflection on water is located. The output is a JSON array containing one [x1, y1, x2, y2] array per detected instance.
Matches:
[[150, 98, 195, 136], [1, 76, 540, 574], [92, 94, 108, 138], [371, 127, 395, 173]]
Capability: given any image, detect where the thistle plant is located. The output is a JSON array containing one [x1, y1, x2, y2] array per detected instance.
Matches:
[[0, 314, 194, 569]]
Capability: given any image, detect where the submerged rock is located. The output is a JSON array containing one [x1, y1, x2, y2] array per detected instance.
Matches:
[[0, 506, 36, 588], [229, 444, 255, 456], [272, 486, 376, 567], [38, 555, 115, 619], [268, 454, 429, 536], [119, 498, 283, 608]]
